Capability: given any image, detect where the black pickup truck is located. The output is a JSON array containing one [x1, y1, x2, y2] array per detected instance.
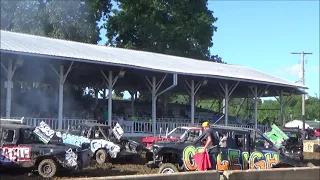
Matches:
[[0, 120, 91, 178], [146, 125, 304, 174]]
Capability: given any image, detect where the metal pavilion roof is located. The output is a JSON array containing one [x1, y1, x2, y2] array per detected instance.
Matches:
[[0, 30, 307, 90]]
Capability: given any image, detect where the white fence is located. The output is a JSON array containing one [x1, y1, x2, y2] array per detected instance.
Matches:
[[5, 117, 269, 134]]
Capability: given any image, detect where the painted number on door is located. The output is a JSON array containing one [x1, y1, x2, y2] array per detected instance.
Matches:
[[0, 146, 31, 162]]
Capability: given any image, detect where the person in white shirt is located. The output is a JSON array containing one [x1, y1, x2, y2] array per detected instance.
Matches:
[[219, 132, 228, 148]]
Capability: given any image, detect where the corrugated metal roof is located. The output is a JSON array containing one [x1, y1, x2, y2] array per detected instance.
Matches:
[[0, 30, 307, 89]]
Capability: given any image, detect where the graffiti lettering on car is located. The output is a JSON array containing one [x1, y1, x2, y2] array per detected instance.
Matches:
[[182, 146, 204, 171], [182, 146, 279, 171], [90, 139, 121, 158], [248, 151, 279, 169], [228, 149, 242, 170], [216, 153, 229, 170], [0, 146, 31, 162], [64, 148, 78, 167], [61, 133, 90, 147], [33, 121, 55, 143]]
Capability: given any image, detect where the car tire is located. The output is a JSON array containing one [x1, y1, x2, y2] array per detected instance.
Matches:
[[158, 163, 179, 174], [38, 159, 57, 178], [95, 149, 108, 164]]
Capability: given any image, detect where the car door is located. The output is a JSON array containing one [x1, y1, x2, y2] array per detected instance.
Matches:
[[249, 131, 280, 170], [0, 128, 27, 164], [226, 131, 246, 170], [182, 133, 206, 171]]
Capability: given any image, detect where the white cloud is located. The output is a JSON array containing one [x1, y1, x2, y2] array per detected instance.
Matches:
[[274, 63, 301, 76]]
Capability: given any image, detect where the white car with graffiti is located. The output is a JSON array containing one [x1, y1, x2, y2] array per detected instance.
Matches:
[[58, 122, 143, 164]]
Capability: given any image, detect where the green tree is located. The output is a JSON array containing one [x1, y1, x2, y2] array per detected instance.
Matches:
[[106, 0, 218, 60], [1, 0, 112, 44]]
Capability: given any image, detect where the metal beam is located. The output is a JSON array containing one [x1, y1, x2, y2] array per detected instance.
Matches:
[[185, 80, 203, 125], [101, 70, 121, 126], [219, 81, 240, 126], [51, 62, 74, 130], [5, 59, 13, 118], [146, 74, 178, 136], [58, 65, 64, 130], [250, 86, 258, 129]]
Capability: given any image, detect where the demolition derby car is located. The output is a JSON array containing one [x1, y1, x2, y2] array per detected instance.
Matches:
[[59, 122, 144, 164], [0, 119, 91, 178], [146, 125, 304, 174], [278, 127, 304, 161], [141, 126, 203, 150]]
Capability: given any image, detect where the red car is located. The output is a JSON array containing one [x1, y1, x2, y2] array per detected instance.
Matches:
[[141, 126, 203, 150], [314, 128, 320, 137]]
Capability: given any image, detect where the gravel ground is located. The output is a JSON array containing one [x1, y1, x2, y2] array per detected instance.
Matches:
[[1, 152, 319, 180]]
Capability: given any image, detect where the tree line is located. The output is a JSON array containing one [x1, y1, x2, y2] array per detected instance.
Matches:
[[1, 0, 318, 123]]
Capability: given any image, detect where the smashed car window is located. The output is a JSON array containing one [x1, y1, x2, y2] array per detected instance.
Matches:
[[3, 129, 14, 143], [22, 129, 42, 144], [255, 133, 274, 149], [235, 134, 244, 148]]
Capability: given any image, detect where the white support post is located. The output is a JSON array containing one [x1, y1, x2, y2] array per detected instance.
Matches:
[[101, 70, 120, 126], [146, 74, 177, 136], [6, 59, 13, 118], [279, 90, 284, 126], [219, 81, 239, 126], [276, 89, 286, 127], [58, 65, 64, 130], [185, 80, 202, 125], [51, 62, 73, 130], [191, 80, 195, 125], [108, 71, 113, 126], [151, 77, 157, 136], [254, 86, 258, 129], [224, 84, 229, 126]]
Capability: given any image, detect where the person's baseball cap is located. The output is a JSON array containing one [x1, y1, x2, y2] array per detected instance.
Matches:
[[202, 121, 209, 128]]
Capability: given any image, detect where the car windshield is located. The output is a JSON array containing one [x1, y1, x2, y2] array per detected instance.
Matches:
[[256, 130, 279, 149], [23, 128, 45, 144], [167, 128, 187, 138]]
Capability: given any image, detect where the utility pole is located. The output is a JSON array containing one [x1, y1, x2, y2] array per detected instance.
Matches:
[[291, 51, 312, 139]]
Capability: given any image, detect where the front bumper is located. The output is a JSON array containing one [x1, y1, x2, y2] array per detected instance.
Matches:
[[146, 160, 159, 169]]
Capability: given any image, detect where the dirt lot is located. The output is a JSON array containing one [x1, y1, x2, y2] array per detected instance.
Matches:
[[1, 152, 319, 180]]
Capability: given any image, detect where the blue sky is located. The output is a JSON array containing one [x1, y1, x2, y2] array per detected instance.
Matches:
[[98, 0, 320, 99]]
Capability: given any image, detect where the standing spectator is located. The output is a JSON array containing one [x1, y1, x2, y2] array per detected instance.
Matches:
[[236, 115, 243, 125], [118, 115, 124, 130], [247, 115, 254, 125]]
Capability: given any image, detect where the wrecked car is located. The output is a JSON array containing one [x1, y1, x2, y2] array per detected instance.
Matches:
[[0, 119, 91, 178], [277, 127, 304, 161], [146, 125, 304, 174], [59, 122, 144, 164], [141, 126, 203, 150]]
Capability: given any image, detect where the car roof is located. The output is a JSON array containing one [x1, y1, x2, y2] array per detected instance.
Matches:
[[77, 122, 110, 127], [280, 127, 300, 133], [179, 126, 202, 130], [211, 125, 253, 133], [0, 121, 33, 129]]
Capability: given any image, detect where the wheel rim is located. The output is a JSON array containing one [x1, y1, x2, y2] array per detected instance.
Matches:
[[161, 168, 175, 174], [43, 164, 52, 175], [99, 152, 105, 161]]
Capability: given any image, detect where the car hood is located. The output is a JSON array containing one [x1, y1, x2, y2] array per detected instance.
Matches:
[[153, 141, 190, 149]]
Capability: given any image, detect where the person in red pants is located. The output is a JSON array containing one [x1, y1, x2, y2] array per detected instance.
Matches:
[[202, 121, 220, 170]]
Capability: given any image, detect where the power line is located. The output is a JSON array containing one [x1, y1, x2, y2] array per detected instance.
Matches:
[[291, 51, 312, 138]]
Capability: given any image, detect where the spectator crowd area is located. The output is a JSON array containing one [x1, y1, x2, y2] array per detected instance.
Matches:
[[0, 81, 250, 125]]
